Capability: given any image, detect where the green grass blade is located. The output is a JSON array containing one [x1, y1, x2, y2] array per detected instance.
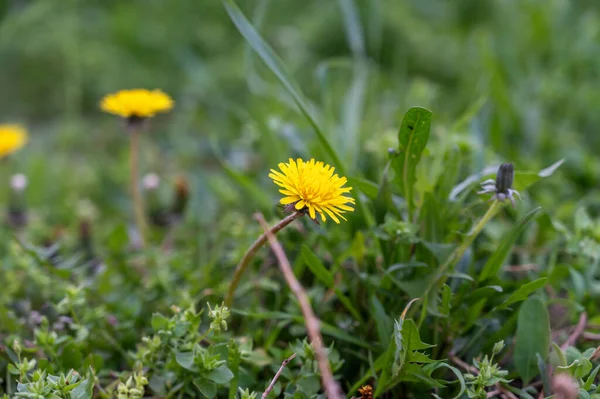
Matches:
[[478, 207, 541, 282], [222, 0, 344, 173], [394, 107, 432, 219]]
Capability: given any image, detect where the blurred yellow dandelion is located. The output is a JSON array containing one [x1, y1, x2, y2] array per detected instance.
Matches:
[[0, 124, 27, 158], [269, 158, 355, 223], [100, 89, 173, 119]]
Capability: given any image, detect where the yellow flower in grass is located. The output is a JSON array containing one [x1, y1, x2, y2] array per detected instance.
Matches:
[[269, 158, 355, 223], [0, 124, 27, 158], [100, 89, 173, 119]]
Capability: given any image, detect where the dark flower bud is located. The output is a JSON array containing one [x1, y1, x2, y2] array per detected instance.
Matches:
[[171, 176, 189, 219], [495, 163, 514, 194]]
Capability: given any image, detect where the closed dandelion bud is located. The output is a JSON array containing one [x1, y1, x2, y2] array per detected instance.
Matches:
[[478, 162, 520, 207], [495, 163, 514, 194]]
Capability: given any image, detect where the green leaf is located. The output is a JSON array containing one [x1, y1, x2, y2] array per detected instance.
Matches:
[[348, 176, 378, 200], [584, 365, 600, 390], [394, 107, 432, 216], [403, 319, 435, 351], [206, 366, 234, 384], [479, 207, 541, 281], [423, 362, 466, 399], [465, 285, 503, 305], [375, 334, 397, 397], [7, 364, 19, 375], [151, 313, 169, 332], [514, 297, 550, 384], [397, 364, 445, 388], [173, 322, 190, 338], [194, 377, 217, 398], [301, 245, 334, 287], [557, 357, 593, 379], [232, 309, 371, 348], [374, 159, 395, 224], [175, 351, 195, 371], [301, 245, 362, 322], [537, 353, 551, 396], [420, 193, 444, 243], [498, 278, 548, 310], [370, 295, 393, 349], [552, 342, 568, 367], [70, 377, 94, 399], [60, 342, 83, 369], [538, 158, 565, 177]]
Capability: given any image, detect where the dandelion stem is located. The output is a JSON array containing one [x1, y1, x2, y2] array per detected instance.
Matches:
[[225, 211, 303, 307], [418, 200, 503, 326], [129, 125, 147, 247]]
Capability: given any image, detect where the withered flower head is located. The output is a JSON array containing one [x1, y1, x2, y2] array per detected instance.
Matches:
[[478, 162, 521, 207], [358, 385, 373, 399]]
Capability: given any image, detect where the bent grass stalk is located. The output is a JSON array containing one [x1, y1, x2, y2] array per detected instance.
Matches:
[[418, 200, 503, 327], [129, 125, 147, 247], [225, 211, 304, 307]]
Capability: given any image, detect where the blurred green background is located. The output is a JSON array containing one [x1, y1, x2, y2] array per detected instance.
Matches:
[[1, 0, 599, 229], [2, 1, 600, 395]]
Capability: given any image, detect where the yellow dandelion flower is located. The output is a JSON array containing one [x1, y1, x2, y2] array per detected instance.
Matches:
[[0, 124, 27, 158], [269, 158, 355, 224], [100, 89, 173, 119]]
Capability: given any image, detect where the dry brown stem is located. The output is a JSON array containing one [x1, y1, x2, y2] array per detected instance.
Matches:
[[256, 212, 343, 399], [262, 353, 297, 399], [561, 312, 587, 350]]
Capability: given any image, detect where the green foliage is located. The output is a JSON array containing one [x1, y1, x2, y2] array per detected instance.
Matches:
[[464, 341, 510, 399], [2, 0, 600, 398], [514, 297, 550, 384]]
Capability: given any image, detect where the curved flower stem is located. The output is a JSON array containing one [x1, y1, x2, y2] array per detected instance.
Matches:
[[417, 200, 503, 327], [225, 211, 304, 307], [129, 125, 147, 247]]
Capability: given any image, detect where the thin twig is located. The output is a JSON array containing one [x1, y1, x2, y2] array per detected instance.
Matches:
[[225, 211, 303, 307], [256, 212, 343, 399], [583, 332, 600, 341], [449, 353, 478, 374], [561, 312, 587, 350], [262, 353, 297, 399], [504, 264, 539, 272]]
